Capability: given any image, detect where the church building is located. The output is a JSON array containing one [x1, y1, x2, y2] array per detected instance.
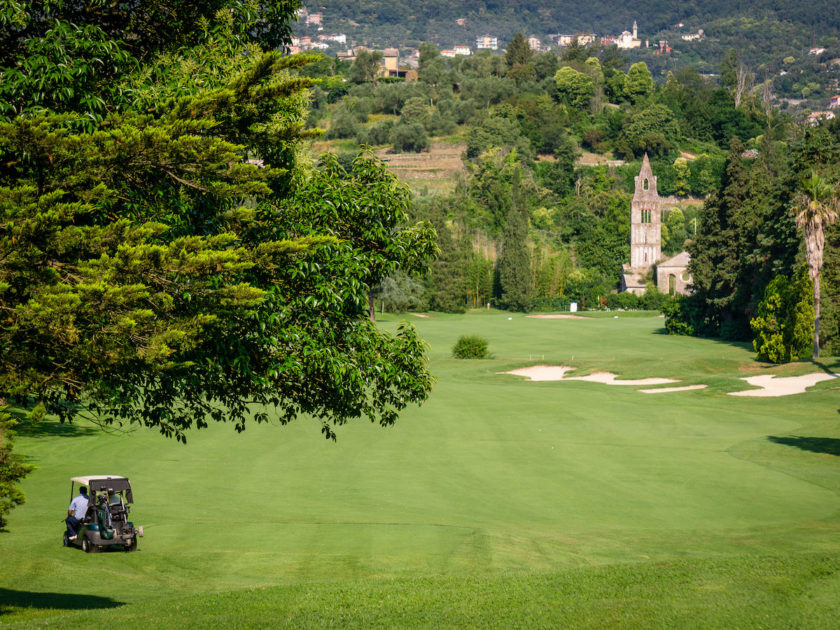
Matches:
[[620, 154, 692, 296]]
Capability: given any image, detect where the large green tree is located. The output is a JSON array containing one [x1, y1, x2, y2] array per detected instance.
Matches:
[[624, 62, 654, 103], [0, 0, 300, 122], [750, 266, 814, 363], [422, 203, 466, 313], [682, 139, 798, 339], [0, 1, 437, 528], [553, 66, 595, 110], [349, 49, 383, 84]]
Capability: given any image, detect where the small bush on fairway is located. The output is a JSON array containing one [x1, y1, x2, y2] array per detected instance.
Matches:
[[452, 335, 489, 359]]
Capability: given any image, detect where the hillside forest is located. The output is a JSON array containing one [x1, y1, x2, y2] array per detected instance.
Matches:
[[298, 1, 840, 113], [304, 38, 840, 356]]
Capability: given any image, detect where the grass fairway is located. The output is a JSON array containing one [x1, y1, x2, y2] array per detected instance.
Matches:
[[2, 311, 839, 627]]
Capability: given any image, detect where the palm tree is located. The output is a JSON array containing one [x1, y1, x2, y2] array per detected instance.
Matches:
[[794, 171, 839, 359]]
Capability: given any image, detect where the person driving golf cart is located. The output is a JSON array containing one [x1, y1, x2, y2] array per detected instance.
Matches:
[[65, 485, 89, 541], [63, 475, 142, 552]]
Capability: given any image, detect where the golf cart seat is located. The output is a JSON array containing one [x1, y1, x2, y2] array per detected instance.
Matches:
[[109, 500, 126, 522]]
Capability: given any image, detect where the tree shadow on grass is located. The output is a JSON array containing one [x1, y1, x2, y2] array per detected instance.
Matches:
[[811, 360, 840, 376], [14, 419, 97, 439], [0, 588, 124, 616], [768, 436, 840, 457], [649, 328, 753, 350]]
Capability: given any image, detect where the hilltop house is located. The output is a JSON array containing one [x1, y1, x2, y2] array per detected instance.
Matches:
[[551, 33, 596, 47], [442, 48, 472, 58], [808, 111, 836, 125], [476, 35, 498, 50]]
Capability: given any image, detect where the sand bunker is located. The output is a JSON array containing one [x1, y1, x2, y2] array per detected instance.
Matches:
[[526, 314, 587, 319], [639, 384, 708, 394], [502, 365, 676, 386], [565, 372, 677, 386], [503, 365, 575, 381], [504, 365, 836, 397], [408, 312, 429, 318], [729, 373, 837, 397]]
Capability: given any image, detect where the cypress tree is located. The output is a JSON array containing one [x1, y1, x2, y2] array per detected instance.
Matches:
[[497, 170, 533, 311], [505, 32, 533, 68], [427, 207, 466, 313]]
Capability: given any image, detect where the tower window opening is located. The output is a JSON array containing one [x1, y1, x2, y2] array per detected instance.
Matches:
[[643, 178, 649, 190]]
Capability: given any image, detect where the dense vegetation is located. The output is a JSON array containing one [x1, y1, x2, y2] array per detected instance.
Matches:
[[309, 30, 840, 355], [302, 1, 840, 46], [0, 1, 436, 526], [309, 44, 769, 311], [298, 2, 840, 112], [672, 124, 840, 354]]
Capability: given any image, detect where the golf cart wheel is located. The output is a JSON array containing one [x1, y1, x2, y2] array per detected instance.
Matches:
[[63, 533, 70, 547], [81, 538, 94, 553]]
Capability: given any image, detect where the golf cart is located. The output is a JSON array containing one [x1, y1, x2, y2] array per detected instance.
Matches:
[[64, 475, 143, 552]]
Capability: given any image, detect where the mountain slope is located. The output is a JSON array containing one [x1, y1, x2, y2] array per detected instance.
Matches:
[[301, 1, 840, 46]]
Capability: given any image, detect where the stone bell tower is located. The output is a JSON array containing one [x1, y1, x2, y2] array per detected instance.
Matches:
[[630, 153, 661, 270], [621, 154, 662, 294]]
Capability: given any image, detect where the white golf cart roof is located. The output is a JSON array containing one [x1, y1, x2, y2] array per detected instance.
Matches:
[[71, 475, 128, 485]]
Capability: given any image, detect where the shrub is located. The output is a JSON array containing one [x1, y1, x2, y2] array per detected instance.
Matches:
[[326, 109, 359, 139], [606, 292, 641, 310], [357, 119, 394, 146], [640, 284, 668, 310], [662, 296, 694, 335], [452, 335, 489, 359], [391, 121, 428, 153]]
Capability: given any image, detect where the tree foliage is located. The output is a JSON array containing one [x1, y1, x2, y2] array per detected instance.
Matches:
[[497, 172, 533, 311], [0, 0, 301, 121], [615, 104, 681, 159], [0, 10, 438, 446], [505, 33, 533, 68], [750, 267, 814, 363], [349, 49, 383, 84], [624, 62, 654, 103], [553, 67, 595, 110], [391, 121, 429, 153], [681, 139, 798, 339], [0, 406, 33, 531]]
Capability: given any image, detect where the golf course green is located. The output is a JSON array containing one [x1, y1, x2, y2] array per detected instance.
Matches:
[[2, 311, 839, 628]]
